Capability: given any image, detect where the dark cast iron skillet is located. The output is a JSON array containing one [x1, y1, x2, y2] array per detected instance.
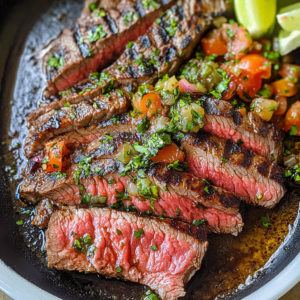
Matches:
[[0, 0, 300, 299]]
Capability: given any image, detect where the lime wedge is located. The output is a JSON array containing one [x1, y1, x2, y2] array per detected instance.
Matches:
[[234, 0, 276, 38], [277, 3, 300, 31], [278, 29, 300, 55]]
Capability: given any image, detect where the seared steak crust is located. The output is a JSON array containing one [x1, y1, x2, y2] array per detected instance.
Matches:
[[202, 97, 285, 163], [181, 132, 286, 208], [25, 90, 131, 158], [46, 208, 208, 300], [43, 0, 175, 96]]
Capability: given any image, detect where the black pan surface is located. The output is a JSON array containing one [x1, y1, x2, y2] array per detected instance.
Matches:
[[0, 1, 300, 299]]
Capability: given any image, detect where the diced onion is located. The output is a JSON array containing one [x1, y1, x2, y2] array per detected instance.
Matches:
[[155, 76, 180, 93], [212, 16, 228, 28], [115, 144, 138, 164], [181, 105, 193, 122], [127, 182, 138, 196], [91, 195, 107, 204], [150, 116, 170, 132], [190, 102, 205, 116], [250, 98, 278, 121], [284, 154, 297, 168], [179, 78, 206, 93]]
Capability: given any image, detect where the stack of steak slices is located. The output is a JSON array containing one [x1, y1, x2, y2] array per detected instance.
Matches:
[[21, 132, 244, 236], [24, 0, 226, 158], [20, 1, 234, 298]]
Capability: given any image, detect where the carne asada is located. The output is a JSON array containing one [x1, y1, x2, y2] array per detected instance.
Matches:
[[202, 97, 285, 163], [42, 0, 175, 96], [181, 132, 286, 208], [21, 133, 244, 235], [46, 208, 208, 300], [29, 0, 225, 125]]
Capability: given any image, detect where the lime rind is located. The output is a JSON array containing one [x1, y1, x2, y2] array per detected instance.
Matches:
[[234, 0, 276, 38], [279, 2, 300, 14], [279, 29, 300, 56]]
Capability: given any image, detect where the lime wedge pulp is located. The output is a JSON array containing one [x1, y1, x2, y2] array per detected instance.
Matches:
[[234, 0, 276, 38], [277, 3, 300, 31], [279, 29, 300, 56]]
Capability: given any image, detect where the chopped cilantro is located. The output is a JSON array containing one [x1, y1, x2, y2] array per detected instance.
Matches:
[[193, 219, 207, 226], [134, 228, 144, 238]]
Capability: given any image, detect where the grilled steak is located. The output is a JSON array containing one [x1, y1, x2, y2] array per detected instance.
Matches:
[[42, 0, 175, 96], [202, 97, 285, 163], [24, 90, 131, 158], [46, 208, 208, 300], [28, 0, 226, 124], [181, 132, 286, 208], [22, 133, 244, 235]]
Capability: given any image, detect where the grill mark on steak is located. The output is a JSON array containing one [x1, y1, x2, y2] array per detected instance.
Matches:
[[46, 208, 208, 300], [182, 132, 286, 208], [30, 1, 222, 126], [201, 96, 285, 163], [42, 0, 175, 96], [22, 133, 243, 235], [242, 149, 254, 169], [140, 35, 151, 48]]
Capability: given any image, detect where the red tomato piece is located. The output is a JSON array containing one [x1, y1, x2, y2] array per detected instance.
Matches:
[[271, 79, 297, 97], [150, 143, 185, 164], [236, 54, 272, 79], [201, 23, 252, 61], [278, 64, 300, 83], [44, 141, 68, 172], [284, 101, 300, 135], [274, 96, 287, 116], [201, 31, 228, 56], [132, 90, 163, 118]]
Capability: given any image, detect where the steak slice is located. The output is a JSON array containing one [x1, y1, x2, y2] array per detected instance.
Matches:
[[202, 97, 285, 164], [21, 133, 243, 235], [29, 0, 224, 124], [28, 113, 137, 161], [24, 90, 131, 158], [181, 132, 286, 208], [46, 208, 208, 300], [42, 0, 175, 97]]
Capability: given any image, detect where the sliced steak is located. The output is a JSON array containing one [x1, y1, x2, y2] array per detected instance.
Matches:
[[29, 0, 224, 124], [181, 132, 286, 208], [43, 0, 175, 96], [202, 97, 285, 163], [25, 90, 131, 158], [21, 133, 243, 235], [46, 208, 208, 300]]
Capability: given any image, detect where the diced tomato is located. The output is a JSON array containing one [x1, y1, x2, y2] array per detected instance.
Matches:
[[284, 101, 300, 135], [201, 31, 228, 56], [278, 64, 300, 83], [249, 39, 271, 55], [44, 141, 69, 172], [132, 90, 163, 118], [228, 24, 252, 60], [271, 79, 297, 97], [201, 23, 252, 61], [274, 96, 287, 116], [221, 64, 262, 101], [236, 54, 272, 79], [236, 107, 247, 116], [150, 143, 185, 164]]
